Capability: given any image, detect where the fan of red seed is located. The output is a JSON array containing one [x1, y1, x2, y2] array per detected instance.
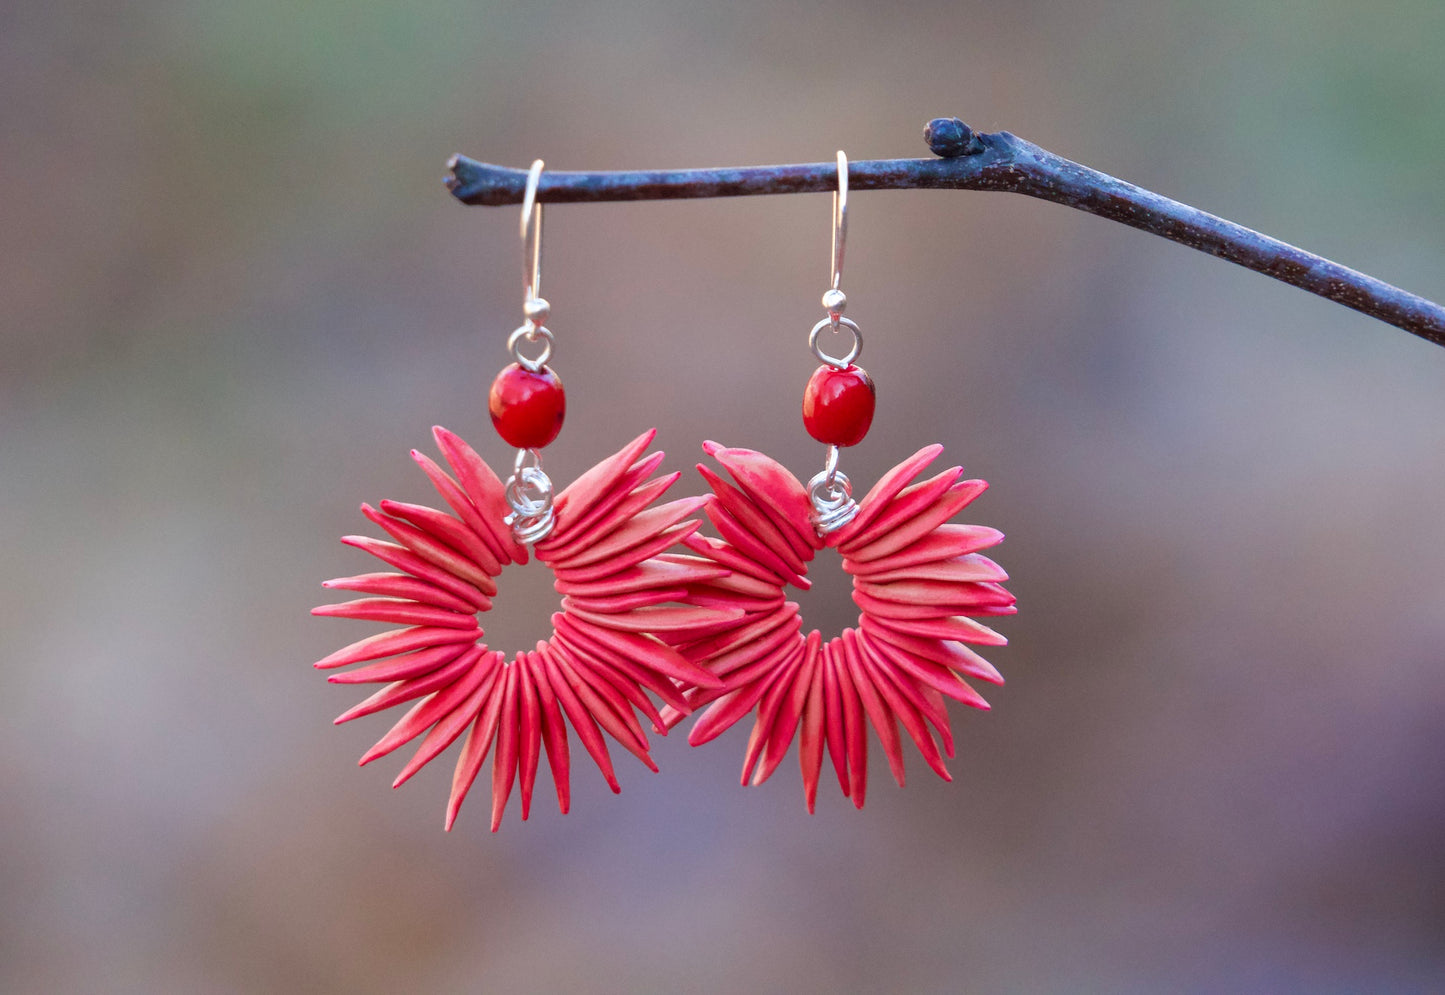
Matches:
[[313, 427, 737, 830], [664, 440, 1014, 810]]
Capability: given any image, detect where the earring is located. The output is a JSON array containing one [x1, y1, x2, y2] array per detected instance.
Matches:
[[313, 160, 729, 831], [668, 152, 1015, 810]]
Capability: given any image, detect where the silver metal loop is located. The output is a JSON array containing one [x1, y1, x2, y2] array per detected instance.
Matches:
[[821, 444, 842, 490], [507, 508, 555, 545], [808, 466, 858, 535], [506, 467, 552, 516], [504, 448, 555, 544], [507, 323, 555, 372], [520, 159, 545, 302], [831, 150, 848, 292], [513, 447, 543, 476], [809, 315, 863, 369]]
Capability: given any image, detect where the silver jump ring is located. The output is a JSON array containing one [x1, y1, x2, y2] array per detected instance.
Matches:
[[807, 466, 858, 534], [507, 507, 555, 545], [506, 467, 553, 517], [809, 468, 851, 508], [809, 315, 863, 369], [507, 324, 554, 372], [504, 448, 555, 544]]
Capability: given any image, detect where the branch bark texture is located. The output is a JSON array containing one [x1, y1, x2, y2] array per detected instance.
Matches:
[[446, 119, 1445, 349]]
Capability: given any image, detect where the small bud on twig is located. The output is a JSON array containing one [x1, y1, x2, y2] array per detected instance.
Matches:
[[924, 117, 978, 158]]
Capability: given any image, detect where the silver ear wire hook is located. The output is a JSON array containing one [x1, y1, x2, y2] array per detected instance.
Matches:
[[807, 150, 862, 535], [811, 150, 863, 370], [830, 150, 848, 293], [520, 159, 544, 303], [509, 160, 555, 373]]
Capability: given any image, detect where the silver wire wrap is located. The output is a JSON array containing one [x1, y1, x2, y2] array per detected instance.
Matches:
[[808, 444, 859, 534], [504, 447, 555, 544]]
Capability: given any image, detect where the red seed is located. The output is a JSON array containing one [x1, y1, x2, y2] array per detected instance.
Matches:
[[802, 364, 876, 447], [489, 363, 565, 449]]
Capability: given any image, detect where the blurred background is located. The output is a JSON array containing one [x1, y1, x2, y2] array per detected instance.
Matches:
[[3, 0, 1444, 991]]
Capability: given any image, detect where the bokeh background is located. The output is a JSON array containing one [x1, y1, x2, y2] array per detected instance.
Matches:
[[4, 1, 1444, 991]]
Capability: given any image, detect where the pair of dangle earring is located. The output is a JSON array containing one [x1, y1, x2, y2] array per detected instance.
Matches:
[[313, 154, 1014, 829]]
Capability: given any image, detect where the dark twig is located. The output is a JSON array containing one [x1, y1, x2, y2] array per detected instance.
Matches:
[[446, 117, 1445, 348]]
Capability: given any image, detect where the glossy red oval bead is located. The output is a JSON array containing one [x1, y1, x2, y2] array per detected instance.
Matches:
[[802, 363, 876, 447], [489, 363, 566, 449]]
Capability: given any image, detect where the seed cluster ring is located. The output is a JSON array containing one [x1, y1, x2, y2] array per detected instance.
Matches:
[[664, 441, 1014, 810], [313, 428, 735, 831]]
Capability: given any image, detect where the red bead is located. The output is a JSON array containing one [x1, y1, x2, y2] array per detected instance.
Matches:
[[802, 363, 876, 447], [489, 363, 565, 449]]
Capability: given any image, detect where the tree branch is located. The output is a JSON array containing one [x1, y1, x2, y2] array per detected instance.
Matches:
[[446, 117, 1445, 349]]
